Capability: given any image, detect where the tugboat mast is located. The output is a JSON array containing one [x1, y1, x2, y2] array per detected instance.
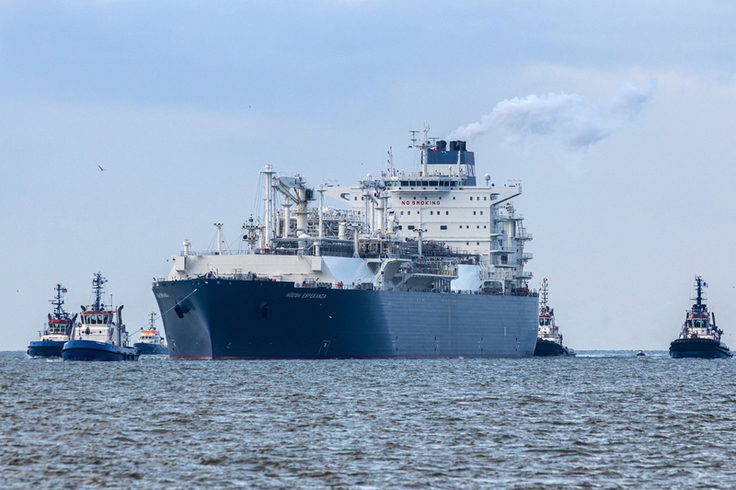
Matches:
[[91, 273, 106, 311], [540, 278, 549, 309], [690, 275, 708, 316], [49, 284, 68, 319]]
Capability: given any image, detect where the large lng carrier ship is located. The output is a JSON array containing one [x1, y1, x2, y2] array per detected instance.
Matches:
[[153, 128, 539, 359]]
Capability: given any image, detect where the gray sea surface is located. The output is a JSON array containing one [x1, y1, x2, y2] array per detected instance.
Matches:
[[1, 350, 735, 489]]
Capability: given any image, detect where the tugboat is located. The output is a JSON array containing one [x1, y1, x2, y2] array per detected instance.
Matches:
[[669, 276, 732, 359], [61, 273, 139, 361], [27, 284, 77, 358], [534, 278, 575, 356], [134, 312, 169, 355]]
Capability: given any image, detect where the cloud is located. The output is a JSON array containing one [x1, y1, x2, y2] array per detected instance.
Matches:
[[448, 80, 657, 149]]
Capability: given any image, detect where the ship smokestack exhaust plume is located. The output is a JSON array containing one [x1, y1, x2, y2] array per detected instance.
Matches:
[[448, 80, 656, 149]]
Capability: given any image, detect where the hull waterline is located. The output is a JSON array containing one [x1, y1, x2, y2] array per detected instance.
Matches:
[[61, 340, 140, 361], [669, 338, 732, 359]]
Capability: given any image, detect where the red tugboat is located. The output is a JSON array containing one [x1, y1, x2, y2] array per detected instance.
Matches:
[[534, 278, 575, 357], [61, 273, 139, 361], [670, 276, 731, 359], [27, 284, 77, 358]]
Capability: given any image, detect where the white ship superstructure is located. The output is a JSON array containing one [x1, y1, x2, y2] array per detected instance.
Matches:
[[169, 128, 532, 296]]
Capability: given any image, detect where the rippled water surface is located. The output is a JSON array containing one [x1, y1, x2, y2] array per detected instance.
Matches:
[[2, 351, 735, 489]]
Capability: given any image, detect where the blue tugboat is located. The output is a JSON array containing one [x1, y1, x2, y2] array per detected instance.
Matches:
[[670, 276, 732, 359], [61, 273, 139, 361], [27, 284, 76, 358], [134, 312, 169, 355]]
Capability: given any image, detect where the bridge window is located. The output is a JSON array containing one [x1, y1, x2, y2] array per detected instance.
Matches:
[[446, 211, 449, 215], [470, 197, 473, 201], [408, 225, 415, 230], [473, 211, 476, 215], [440, 225, 447, 230]]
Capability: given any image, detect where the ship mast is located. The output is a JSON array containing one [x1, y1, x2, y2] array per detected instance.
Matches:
[[692, 275, 706, 313], [50, 284, 68, 319], [91, 273, 105, 311], [409, 125, 437, 177], [540, 278, 549, 309]]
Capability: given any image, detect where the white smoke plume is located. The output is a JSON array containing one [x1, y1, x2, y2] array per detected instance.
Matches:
[[448, 80, 657, 149]]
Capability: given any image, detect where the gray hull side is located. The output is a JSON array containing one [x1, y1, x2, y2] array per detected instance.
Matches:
[[153, 280, 538, 359]]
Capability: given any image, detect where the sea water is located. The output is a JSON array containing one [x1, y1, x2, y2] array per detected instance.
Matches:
[[1, 351, 735, 489]]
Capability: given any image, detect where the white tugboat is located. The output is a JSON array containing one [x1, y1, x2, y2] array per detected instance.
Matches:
[[670, 276, 731, 359], [27, 284, 77, 358], [62, 273, 139, 361], [134, 312, 169, 355], [534, 278, 574, 356]]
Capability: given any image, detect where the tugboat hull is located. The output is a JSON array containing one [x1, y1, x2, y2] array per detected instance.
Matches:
[[134, 343, 169, 355], [669, 338, 732, 359], [62, 340, 140, 361], [534, 338, 574, 357], [27, 341, 66, 358]]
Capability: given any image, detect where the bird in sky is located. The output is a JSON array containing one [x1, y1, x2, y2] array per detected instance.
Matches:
[[99, 166, 105, 171]]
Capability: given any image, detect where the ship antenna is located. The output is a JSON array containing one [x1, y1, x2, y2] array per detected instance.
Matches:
[[409, 130, 419, 147]]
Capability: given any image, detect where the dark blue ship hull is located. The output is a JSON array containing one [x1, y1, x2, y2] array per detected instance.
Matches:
[[669, 338, 732, 359], [61, 340, 140, 361], [27, 341, 66, 358], [152, 278, 539, 359], [134, 343, 170, 355], [533, 338, 573, 357]]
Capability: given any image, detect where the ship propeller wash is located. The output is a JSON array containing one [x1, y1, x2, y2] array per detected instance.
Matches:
[[153, 127, 539, 359]]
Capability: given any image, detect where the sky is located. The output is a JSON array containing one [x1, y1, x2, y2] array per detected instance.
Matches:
[[2, 0, 736, 351]]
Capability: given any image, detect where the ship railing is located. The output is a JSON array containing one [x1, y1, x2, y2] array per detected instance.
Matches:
[[179, 250, 240, 256]]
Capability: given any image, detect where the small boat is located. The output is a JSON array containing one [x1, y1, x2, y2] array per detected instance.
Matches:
[[61, 273, 139, 361], [134, 312, 169, 355], [636, 350, 646, 357], [669, 276, 732, 359], [27, 284, 77, 358], [534, 278, 575, 356]]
